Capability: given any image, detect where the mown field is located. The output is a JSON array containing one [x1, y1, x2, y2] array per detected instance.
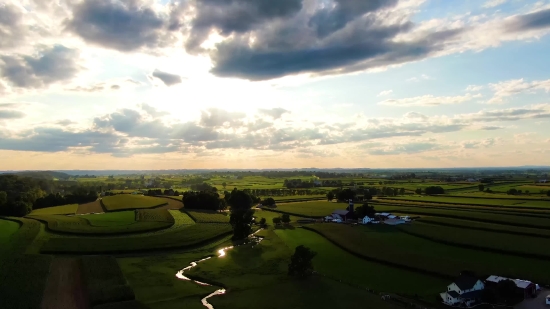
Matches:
[[101, 195, 168, 211], [305, 224, 550, 285], [30, 204, 78, 215]]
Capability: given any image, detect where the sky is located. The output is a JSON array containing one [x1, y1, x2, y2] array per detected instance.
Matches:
[[1, 0, 550, 170]]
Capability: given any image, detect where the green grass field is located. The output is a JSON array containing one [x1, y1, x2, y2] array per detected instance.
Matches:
[[274, 228, 447, 298], [416, 216, 550, 237], [41, 223, 232, 254], [306, 224, 550, 285], [82, 256, 136, 307], [185, 210, 230, 223], [399, 222, 550, 259], [385, 196, 550, 208], [0, 254, 53, 309], [30, 204, 79, 215], [267, 201, 344, 217], [28, 210, 174, 235], [0, 219, 19, 249], [81, 211, 136, 226], [370, 204, 550, 229], [101, 195, 168, 211]]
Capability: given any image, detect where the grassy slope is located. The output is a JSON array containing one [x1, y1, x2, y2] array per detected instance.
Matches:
[[30, 204, 79, 215], [399, 222, 550, 258], [306, 224, 550, 285], [102, 195, 168, 211], [0, 218, 52, 309], [0, 218, 19, 249], [210, 276, 404, 309], [133, 228, 403, 309], [274, 228, 446, 298], [42, 223, 232, 254], [81, 211, 136, 226], [28, 211, 173, 235]]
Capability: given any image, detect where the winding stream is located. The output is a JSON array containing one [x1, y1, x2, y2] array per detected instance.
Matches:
[[175, 229, 264, 309]]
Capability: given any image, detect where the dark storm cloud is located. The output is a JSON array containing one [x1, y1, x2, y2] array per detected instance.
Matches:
[[308, 0, 398, 37], [209, 22, 458, 80], [505, 8, 550, 33], [186, 0, 303, 52], [66, 0, 168, 51], [0, 45, 80, 88], [258, 108, 289, 119], [151, 69, 183, 86]]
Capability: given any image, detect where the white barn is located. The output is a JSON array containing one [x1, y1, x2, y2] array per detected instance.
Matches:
[[440, 275, 484, 306], [361, 216, 378, 224]]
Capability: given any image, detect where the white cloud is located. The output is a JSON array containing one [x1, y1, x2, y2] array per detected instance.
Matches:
[[483, 0, 508, 8], [487, 78, 550, 103], [378, 93, 481, 107], [407, 74, 433, 82], [466, 85, 484, 92], [378, 90, 393, 97], [461, 138, 499, 149]]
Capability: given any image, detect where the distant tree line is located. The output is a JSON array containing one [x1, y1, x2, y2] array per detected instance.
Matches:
[[34, 189, 98, 210]]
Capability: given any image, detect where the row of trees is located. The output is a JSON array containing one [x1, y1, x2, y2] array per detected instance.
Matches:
[[33, 190, 98, 210]]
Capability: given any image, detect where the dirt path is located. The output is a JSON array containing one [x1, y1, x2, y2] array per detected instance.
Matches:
[[76, 200, 104, 214], [41, 257, 89, 309]]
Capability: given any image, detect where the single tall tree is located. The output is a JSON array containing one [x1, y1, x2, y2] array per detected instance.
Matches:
[[288, 245, 317, 278], [478, 184, 485, 192], [326, 191, 334, 201], [228, 189, 254, 240], [281, 214, 291, 225]]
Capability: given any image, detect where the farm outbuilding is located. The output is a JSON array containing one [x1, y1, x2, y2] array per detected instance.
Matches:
[[485, 275, 537, 299], [331, 209, 351, 221], [383, 218, 406, 225]]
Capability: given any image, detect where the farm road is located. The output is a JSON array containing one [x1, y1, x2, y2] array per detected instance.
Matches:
[[514, 290, 549, 309], [41, 257, 89, 309]]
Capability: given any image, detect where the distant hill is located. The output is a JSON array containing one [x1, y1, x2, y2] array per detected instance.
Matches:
[[0, 171, 72, 180]]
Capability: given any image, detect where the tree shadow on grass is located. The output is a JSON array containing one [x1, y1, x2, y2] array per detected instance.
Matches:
[[226, 244, 265, 269]]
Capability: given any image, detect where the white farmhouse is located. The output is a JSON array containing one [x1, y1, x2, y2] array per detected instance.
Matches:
[[361, 216, 375, 224], [440, 274, 485, 307]]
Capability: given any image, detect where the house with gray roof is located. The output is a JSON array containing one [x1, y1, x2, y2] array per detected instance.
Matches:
[[440, 274, 485, 307]]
